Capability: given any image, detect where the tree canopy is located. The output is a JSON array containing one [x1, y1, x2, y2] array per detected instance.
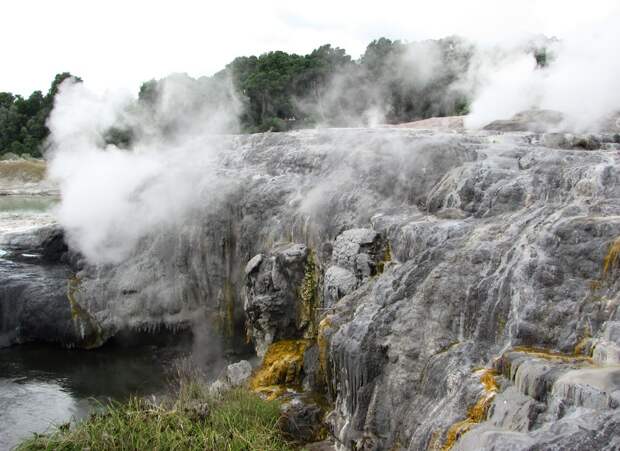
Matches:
[[217, 37, 477, 131], [0, 72, 80, 158], [134, 38, 480, 134], [0, 37, 554, 157]]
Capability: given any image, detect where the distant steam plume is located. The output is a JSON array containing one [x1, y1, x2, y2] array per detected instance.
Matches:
[[465, 22, 620, 131]]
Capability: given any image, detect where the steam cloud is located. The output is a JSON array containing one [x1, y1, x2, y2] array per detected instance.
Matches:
[[465, 24, 620, 130], [46, 17, 620, 264], [293, 37, 472, 127], [47, 75, 241, 263]]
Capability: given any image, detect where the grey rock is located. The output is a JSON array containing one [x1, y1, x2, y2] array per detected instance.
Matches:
[[245, 243, 311, 356], [244, 254, 262, 275], [4, 128, 620, 450], [279, 395, 325, 444], [0, 259, 76, 347], [323, 228, 389, 308], [208, 379, 230, 396], [544, 133, 603, 150], [604, 321, 620, 344], [182, 400, 210, 421], [323, 266, 357, 308], [483, 109, 564, 132], [331, 229, 385, 275], [593, 341, 620, 366], [225, 360, 252, 387], [303, 343, 323, 392], [0, 224, 86, 348], [32, 129, 480, 351], [488, 386, 544, 432], [551, 367, 620, 411], [455, 409, 620, 451], [303, 440, 336, 451], [593, 321, 620, 365]]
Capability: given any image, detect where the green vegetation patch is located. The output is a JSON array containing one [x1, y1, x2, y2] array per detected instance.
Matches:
[[19, 386, 294, 451], [0, 73, 80, 158], [298, 249, 319, 338]]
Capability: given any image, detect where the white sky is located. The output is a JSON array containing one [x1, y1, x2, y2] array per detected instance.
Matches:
[[1, 0, 618, 96]]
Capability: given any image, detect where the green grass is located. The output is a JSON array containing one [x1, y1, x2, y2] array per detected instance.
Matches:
[[18, 382, 295, 451]]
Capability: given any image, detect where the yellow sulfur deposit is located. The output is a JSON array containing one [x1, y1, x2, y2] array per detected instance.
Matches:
[[441, 418, 475, 451], [298, 249, 319, 338], [586, 237, 620, 293], [250, 339, 310, 399], [603, 238, 620, 278], [440, 369, 498, 451], [511, 346, 592, 364], [377, 242, 392, 274], [67, 276, 104, 349], [573, 331, 592, 357]]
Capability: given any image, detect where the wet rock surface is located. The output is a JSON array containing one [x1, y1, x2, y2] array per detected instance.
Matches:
[[483, 110, 564, 132], [226, 359, 253, 386], [3, 128, 620, 449], [451, 348, 620, 450], [0, 224, 81, 347], [323, 228, 389, 308], [208, 359, 253, 394], [0, 258, 75, 347], [279, 395, 326, 444], [245, 243, 312, 357]]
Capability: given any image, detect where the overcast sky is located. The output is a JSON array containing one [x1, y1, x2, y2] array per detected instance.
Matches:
[[2, 0, 618, 96]]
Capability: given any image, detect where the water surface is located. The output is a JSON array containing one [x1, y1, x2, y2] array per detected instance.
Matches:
[[0, 343, 184, 450], [0, 194, 58, 249], [0, 191, 189, 450]]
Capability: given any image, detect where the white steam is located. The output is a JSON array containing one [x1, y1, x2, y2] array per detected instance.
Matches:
[[465, 24, 620, 130], [47, 76, 240, 263], [462, 48, 542, 128], [46, 15, 620, 264], [294, 37, 472, 127]]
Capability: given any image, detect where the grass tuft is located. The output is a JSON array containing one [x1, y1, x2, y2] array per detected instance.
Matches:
[[18, 380, 294, 451]]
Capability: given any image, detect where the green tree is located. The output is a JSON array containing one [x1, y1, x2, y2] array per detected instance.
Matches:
[[0, 72, 82, 157], [46, 72, 82, 101]]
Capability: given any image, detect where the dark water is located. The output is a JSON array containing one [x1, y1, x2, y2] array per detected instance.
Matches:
[[0, 342, 186, 450]]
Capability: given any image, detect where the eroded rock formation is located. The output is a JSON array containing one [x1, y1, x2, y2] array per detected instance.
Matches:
[[3, 127, 620, 449]]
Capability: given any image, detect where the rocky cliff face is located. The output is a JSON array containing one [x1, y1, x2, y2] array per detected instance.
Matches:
[[3, 127, 620, 449]]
